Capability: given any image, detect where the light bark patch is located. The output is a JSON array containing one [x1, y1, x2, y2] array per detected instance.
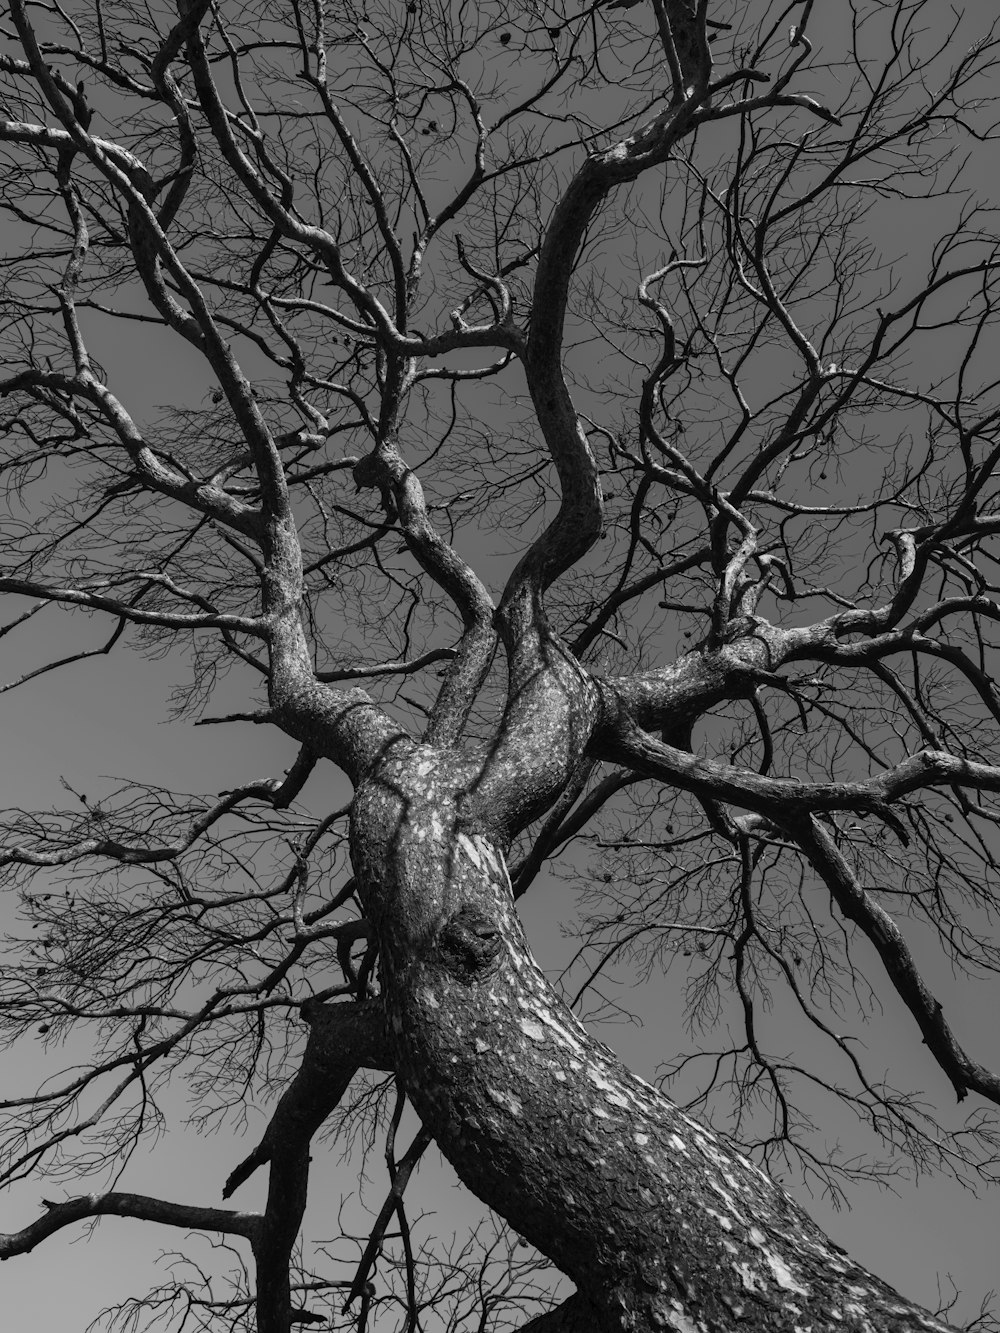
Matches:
[[664, 1302, 703, 1333], [735, 1262, 762, 1292], [457, 832, 485, 869], [526, 1006, 585, 1053], [519, 1018, 547, 1042], [486, 1085, 522, 1116], [766, 1252, 809, 1296]]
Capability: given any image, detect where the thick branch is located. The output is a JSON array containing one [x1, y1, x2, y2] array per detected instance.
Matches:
[[0, 1192, 258, 1259], [228, 1001, 392, 1333], [352, 437, 497, 746], [224, 999, 392, 1200], [788, 816, 1000, 1106], [597, 715, 1000, 824], [501, 83, 705, 650], [473, 632, 602, 841], [351, 747, 960, 1333]]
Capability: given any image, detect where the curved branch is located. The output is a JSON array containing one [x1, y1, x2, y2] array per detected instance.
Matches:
[[0, 1192, 258, 1259], [0, 576, 264, 635], [597, 714, 1000, 824], [500, 81, 706, 651]]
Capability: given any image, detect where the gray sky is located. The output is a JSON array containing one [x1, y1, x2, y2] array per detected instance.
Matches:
[[4, 0, 1000, 1328]]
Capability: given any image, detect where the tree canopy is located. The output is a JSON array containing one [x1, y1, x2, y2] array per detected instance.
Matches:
[[3, 1, 1000, 1330]]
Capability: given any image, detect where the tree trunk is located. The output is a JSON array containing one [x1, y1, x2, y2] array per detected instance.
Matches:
[[349, 740, 954, 1333]]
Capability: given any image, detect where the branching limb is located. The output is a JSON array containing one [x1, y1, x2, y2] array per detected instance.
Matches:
[[223, 999, 392, 1200], [596, 716, 1000, 824], [352, 433, 497, 748], [4, 5, 405, 788], [1, 763, 316, 869], [0, 368, 260, 534], [343, 1098, 432, 1313], [225, 1000, 392, 1333], [0, 575, 265, 636], [0, 616, 126, 695]]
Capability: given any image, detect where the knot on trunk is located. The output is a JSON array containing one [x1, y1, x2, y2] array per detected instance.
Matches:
[[437, 906, 502, 981], [352, 452, 379, 489]]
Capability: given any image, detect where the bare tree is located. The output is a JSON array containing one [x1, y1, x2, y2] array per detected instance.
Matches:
[[3, 0, 1000, 1329]]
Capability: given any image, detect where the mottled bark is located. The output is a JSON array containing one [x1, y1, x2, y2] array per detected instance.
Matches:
[[346, 738, 957, 1333]]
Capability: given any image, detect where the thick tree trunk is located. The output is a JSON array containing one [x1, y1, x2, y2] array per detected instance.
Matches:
[[350, 740, 954, 1333]]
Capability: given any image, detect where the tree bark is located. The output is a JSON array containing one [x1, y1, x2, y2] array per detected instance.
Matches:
[[348, 738, 956, 1333]]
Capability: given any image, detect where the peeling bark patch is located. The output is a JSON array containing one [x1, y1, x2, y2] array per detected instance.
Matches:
[[663, 1302, 702, 1333], [736, 1262, 762, 1293], [457, 832, 485, 870], [486, 1085, 523, 1116], [766, 1252, 810, 1296], [588, 1068, 619, 1094], [519, 1018, 547, 1042], [587, 1068, 639, 1111], [705, 1175, 746, 1223], [521, 1004, 585, 1053]]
